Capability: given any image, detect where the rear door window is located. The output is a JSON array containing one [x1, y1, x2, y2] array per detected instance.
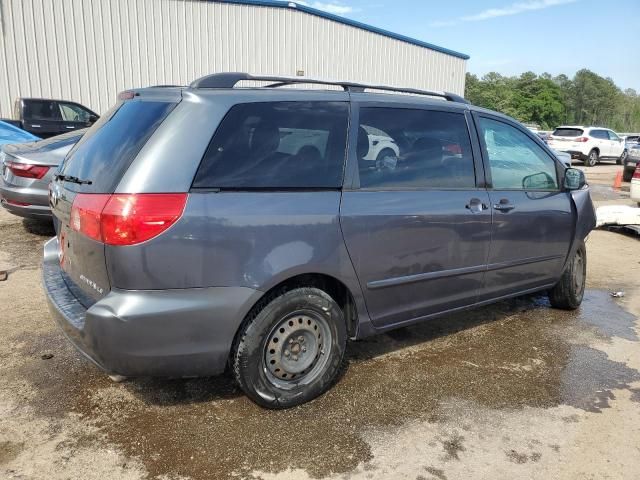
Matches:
[[192, 102, 348, 189], [58, 100, 176, 192], [590, 130, 607, 139], [24, 100, 62, 121], [356, 107, 475, 189]]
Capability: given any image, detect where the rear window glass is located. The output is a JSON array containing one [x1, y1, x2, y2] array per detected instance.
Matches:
[[59, 100, 176, 192], [24, 100, 62, 121], [192, 102, 348, 189], [552, 128, 583, 137]]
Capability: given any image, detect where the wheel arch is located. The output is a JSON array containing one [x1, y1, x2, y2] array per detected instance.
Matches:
[[237, 272, 361, 345]]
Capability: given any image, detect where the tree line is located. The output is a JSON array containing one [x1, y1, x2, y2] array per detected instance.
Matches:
[[465, 69, 640, 133]]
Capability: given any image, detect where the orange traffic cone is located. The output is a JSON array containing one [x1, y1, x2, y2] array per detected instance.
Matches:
[[613, 171, 623, 189]]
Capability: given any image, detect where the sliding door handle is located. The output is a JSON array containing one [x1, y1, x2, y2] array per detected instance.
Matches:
[[493, 199, 515, 212]]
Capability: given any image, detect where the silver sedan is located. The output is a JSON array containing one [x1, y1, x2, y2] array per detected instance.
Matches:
[[0, 129, 84, 220]]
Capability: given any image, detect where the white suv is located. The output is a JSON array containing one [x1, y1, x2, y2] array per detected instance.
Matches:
[[548, 126, 626, 167]]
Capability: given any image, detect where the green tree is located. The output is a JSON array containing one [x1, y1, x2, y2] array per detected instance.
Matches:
[[465, 69, 640, 132]]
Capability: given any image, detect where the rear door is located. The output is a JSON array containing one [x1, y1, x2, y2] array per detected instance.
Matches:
[[474, 114, 573, 300], [22, 99, 64, 137], [51, 98, 177, 307], [340, 101, 492, 328]]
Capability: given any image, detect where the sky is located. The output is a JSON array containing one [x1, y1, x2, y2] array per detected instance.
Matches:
[[295, 0, 640, 91]]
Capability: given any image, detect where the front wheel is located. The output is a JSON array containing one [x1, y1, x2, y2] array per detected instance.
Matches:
[[617, 149, 627, 165], [584, 149, 598, 167], [231, 287, 347, 409], [548, 242, 586, 310]]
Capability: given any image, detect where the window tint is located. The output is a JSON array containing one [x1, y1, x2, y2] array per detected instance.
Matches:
[[590, 130, 607, 139], [24, 100, 62, 121], [59, 102, 92, 122], [479, 117, 558, 190], [59, 100, 176, 192], [357, 108, 475, 189], [193, 102, 348, 189], [552, 128, 583, 137]]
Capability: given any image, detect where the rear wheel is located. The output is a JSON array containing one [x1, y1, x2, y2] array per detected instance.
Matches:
[[232, 287, 346, 409], [548, 242, 586, 310], [584, 149, 598, 167], [623, 167, 634, 182]]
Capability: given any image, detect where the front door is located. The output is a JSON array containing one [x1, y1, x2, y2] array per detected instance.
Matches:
[[340, 104, 492, 328], [474, 114, 574, 300], [607, 130, 624, 158]]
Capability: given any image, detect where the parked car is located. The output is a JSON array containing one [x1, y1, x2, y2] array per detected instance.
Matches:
[[623, 135, 640, 149], [0, 119, 40, 146], [553, 150, 572, 168], [631, 163, 640, 206], [548, 126, 626, 167], [43, 73, 596, 409], [4, 98, 98, 138], [0, 129, 84, 220], [623, 143, 640, 182], [536, 132, 550, 144], [360, 124, 400, 166]]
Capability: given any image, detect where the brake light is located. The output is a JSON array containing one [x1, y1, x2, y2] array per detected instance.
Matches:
[[70, 194, 109, 242], [574, 137, 589, 143], [70, 193, 187, 246], [633, 164, 640, 180], [6, 161, 50, 179]]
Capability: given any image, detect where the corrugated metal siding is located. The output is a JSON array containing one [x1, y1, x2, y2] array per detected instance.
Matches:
[[0, 0, 467, 117]]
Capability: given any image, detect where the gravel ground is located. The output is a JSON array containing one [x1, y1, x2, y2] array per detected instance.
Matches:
[[1, 164, 639, 480]]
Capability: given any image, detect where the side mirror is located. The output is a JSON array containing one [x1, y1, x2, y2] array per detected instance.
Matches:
[[563, 168, 586, 190], [522, 171, 556, 190], [88, 114, 98, 123]]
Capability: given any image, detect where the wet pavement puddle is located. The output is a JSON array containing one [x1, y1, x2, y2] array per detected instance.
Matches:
[[7, 288, 640, 479]]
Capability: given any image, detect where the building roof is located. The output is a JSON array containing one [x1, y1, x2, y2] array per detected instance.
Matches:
[[211, 0, 470, 60]]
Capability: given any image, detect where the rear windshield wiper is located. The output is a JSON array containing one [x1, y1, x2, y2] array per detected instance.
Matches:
[[55, 174, 92, 185]]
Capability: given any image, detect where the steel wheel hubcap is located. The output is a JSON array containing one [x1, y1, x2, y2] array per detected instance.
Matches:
[[264, 312, 331, 385]]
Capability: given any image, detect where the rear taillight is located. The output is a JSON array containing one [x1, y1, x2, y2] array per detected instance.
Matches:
[[574, 137, 589, 143], [633, 164, 640, 180], [70, 193, 187, 246], [6, 161, 50, 179]]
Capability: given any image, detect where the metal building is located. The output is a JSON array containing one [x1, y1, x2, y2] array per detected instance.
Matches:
[[0, 0, 469, 117]]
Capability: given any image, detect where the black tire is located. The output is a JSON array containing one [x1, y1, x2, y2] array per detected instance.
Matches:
[[623, 167, 634, 182], [231, 287, 346, 409], [376, 148, 397, 162], [617, 149, 627, 165], [548, 242, 586, 310], [584, 149, 598, 167]]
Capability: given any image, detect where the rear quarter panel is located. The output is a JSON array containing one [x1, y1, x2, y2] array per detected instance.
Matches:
[[105, 191, 368, 326]]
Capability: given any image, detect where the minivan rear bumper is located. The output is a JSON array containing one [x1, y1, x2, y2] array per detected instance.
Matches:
[[43, 237, 262, 377]]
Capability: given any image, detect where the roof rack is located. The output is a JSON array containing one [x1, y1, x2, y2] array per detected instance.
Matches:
[[189, 72, 469, 104]]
